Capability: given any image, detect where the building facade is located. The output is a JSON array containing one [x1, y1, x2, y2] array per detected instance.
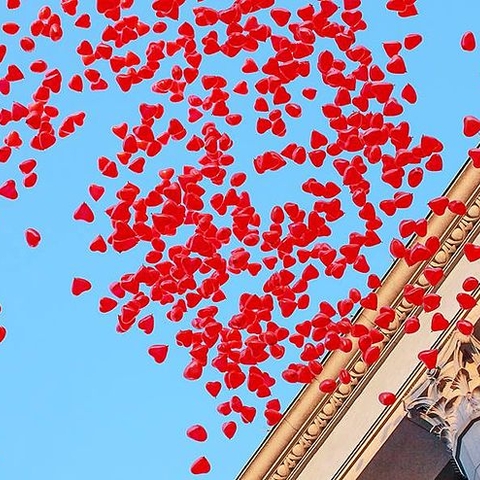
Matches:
[[238, 160, 480, 479]]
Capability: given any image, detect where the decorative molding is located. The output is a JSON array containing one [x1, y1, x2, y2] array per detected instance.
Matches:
[[237, 160, 480, 480], [266, 197, 480, 480]]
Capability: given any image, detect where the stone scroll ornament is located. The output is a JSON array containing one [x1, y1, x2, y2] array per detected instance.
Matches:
[[407, 332, 480, 454]]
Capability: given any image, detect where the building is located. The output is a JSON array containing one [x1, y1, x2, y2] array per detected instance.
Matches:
[[237, 158, 480, 479]]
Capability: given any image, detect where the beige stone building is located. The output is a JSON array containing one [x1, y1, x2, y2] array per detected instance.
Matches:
[[237, 159, 480, 479]]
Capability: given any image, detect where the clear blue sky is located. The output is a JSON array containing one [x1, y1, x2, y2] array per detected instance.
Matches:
[[0, 1, 479, 479]]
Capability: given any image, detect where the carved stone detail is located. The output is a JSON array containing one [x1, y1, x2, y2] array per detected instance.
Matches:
[[266, 195, 480, 480], [406, 333, 480, 452]]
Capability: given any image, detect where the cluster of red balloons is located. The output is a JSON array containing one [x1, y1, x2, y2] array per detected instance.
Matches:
[[0, 0, 479, 475]]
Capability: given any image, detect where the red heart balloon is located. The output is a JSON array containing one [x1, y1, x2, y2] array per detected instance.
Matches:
[[265, 408, 283, 426], [73, 202, 95, 223], [25, 228, 41, 247], [0, 326, 6, 343], [418, 349, 438, 369], [138, 314, 154, 334], [457, 320, 474, 336], [404, 33, 423, 50], [319, 379, 337, 393], [457, 293, 477, 310], [463, 115, 480, 137], [222, 421, 237, 439], [205, 381, 221, 398], [71, 277, 92, 296], [190, 456, 211, 475], [404, 317, 420, 334], [98, 297, 117, 313], [378, 392, 396, 406], [463, 276, 479, 291], [186, 424, 207, 442], [431, 312, 449, 331], [461, 31, 476, 52], [147, 344, 168, 364], [423, 267, 444, 286], [464, 243, 480, 262]]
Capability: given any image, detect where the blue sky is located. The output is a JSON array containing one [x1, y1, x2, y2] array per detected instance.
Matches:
[[0, 1, 479, 479]]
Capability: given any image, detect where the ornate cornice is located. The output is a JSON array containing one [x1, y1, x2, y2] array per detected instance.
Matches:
[[237, 160, 480, 480], [269, 196, 480, 480]]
